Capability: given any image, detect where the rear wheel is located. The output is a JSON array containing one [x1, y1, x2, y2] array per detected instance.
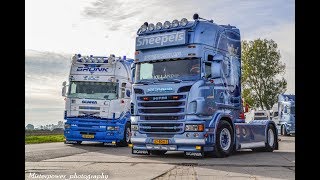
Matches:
[[117, 123, 131, 147], [150, 150, 167, 155], [253, 124, 277, 152], [265, 124, 277, 152], [213, 120, 234, 158]]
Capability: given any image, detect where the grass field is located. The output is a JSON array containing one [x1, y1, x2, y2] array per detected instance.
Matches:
[[25, 134, 65, 144]]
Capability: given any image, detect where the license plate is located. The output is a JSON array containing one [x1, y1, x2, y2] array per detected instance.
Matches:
[[82, 134, 94, 139], [153, 139, 168, 144]]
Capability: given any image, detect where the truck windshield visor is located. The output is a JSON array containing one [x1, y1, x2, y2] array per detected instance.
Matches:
[[135, 59, 200, 83]]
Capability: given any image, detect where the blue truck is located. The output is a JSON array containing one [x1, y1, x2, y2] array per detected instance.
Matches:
[[62, 54, 133, 146], [277, 94, 295, 136], [130, 14, 279, 158]]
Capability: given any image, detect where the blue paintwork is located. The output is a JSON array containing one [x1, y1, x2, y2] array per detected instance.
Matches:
[[64, 112, 130, 143], [131, 16, 278, 155], [277, 94, 295, 135]]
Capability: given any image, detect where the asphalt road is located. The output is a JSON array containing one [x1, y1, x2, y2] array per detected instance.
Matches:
[[25, 136, 295, 180]]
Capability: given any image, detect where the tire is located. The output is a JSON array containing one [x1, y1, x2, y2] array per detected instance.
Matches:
[[117, 122, 131, 147], [253, 124, 277, 152], [213, 120, 234, 158], [281, 125, 288, 136], [264, 124, 277, 152], [150, 150, 167, 155]]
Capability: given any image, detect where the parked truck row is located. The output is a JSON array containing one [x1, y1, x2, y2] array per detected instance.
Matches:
[[61, 14, 291, 158]]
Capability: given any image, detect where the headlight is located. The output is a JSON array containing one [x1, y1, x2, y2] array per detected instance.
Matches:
[[130, 116, 139, 124], [64, 124, 70, 129], [185, 124, 204, 132], [163, 21, 171, 29], [107, 126, 119, 131], [131, 125, 138, 131], [140, 24, 147, 32], [188, 101, 197, 114], [148, 23, 155, 31], [180, 18, 188, 26], [156, 22, 162, 30], [172, 19, 179, 27]]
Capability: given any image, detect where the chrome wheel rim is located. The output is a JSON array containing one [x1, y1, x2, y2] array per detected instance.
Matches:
[[220, 128, 231, 151], [268, 128, 275, 147]]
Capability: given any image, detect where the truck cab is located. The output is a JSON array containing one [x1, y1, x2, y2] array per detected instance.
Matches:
[[62, 54, 133, 146], [130, 14, 278, 158], [277, 94, 295, 136]]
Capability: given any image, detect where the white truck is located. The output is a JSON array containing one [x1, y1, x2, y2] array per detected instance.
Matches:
[[62, 54, 133, 146]]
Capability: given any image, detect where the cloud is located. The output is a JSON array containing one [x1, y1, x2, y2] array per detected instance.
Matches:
[[26, 50, 72, 126]]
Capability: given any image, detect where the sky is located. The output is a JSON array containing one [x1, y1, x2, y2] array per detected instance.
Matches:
[[25, 0, 295, 127]]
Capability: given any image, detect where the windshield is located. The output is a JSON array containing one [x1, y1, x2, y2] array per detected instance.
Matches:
[[135, 59, 200, 83], [68, 81, 118, 100]]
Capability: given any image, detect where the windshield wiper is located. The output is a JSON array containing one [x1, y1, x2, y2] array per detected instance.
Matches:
[[158, 78, 182, 83]]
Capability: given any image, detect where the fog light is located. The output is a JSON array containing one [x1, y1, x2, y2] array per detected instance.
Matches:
[[195, 146, 201, 150]]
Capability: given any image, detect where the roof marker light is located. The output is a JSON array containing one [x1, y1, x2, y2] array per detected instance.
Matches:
[[156, 22, 162, 30], [163, 21, 171, 29], [140, 24, 147, 32], [148, 23, 155, 31], [180, 18, 188, 26], [172, 19, 179, 28]]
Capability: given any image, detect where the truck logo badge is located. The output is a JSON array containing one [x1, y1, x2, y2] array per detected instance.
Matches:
[[82, 100, 97, 104], [77, 67, 109, 74], [146, 87, 174, 94], [136, 30, 187, 50]]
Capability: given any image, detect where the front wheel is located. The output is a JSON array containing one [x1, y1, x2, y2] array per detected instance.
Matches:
[[213, 120, 234, 158], [117, 123, 131, 147]]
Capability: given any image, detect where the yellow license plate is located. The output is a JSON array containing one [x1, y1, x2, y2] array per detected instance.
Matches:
[[153, 139, 169, 144], [82, 134, 94, 139]]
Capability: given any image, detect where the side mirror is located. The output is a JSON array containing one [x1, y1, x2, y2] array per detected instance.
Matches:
[[62, 81, 67, 97], [62, 86, 67, 97], [211, 61, 222, 78]]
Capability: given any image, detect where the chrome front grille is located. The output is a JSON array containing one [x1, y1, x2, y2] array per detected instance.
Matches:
[[139, 122, 184, 134], [137, 94, 186, 121]]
